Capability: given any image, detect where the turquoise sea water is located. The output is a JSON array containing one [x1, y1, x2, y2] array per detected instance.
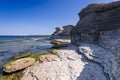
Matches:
[[0, 36, 52, 66]]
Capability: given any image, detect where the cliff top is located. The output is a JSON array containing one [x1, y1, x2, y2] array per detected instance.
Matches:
[[79, 1, 120, 19]]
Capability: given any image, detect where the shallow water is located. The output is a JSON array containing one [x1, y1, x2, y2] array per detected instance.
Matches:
[[0, 36, 52, 66]]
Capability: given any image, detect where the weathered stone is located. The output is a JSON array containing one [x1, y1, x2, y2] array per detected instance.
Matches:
[[40, 54, 59, 62], [20, 45, 107, 80], [78, 43, 118, 80], [51, 39, 71, 44], [3, 58, 35, 73], [51, 27, 63, 36], [51, 25, 74, 39], [71, 1, 120, 43], [51, 39, 71, 48], [99, 28, 120, 79], [71, 1, 120, 80]]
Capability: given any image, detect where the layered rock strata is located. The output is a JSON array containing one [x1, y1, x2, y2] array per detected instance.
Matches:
[[71, 1, 120, 80], [51, 39, 71, 48], [71, 1, 120, 43]]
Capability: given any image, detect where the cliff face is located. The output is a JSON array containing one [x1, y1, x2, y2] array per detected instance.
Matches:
[[71, 1, 120, 79], [71, 1, 120, 43], [51, 25, 74, 39]]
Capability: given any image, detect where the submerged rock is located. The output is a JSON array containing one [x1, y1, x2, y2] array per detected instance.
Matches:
[[3, 58, 35, 73]]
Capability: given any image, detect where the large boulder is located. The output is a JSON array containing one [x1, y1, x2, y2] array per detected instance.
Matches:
[[51, 25, 74, 39]]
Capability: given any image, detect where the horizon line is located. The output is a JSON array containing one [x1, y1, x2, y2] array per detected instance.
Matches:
[[0, 34, 51, 36]]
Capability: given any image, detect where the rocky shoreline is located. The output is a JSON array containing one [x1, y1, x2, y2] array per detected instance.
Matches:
[[1, 1, 120, 80]]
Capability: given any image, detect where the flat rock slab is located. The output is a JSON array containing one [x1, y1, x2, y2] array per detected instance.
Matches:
[[3, 57, 35, 73], [51, 39, 71, 44], [51, 39, 71, 48], [20, 58, 85, 80], [40, 54, 59, 62]]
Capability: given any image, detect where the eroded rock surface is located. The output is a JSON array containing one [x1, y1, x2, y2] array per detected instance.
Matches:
[[51, 39, 71, 48], [51, 25, 74, 39], [71, 1, 120, 43], [20, 45, 108, 80], [78, 43, 117, 80], [71, 1, 120, 80], [3, 58, 35, 73], [40, 54, 59, 62]]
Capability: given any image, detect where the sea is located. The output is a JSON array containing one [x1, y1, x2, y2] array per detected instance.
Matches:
[[0, 36, 52, 68]]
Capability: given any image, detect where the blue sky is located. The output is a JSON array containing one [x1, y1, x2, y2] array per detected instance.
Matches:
[[0, 0, 117, 35]]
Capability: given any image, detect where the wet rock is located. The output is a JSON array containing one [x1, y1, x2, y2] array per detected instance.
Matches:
[[51, 39, 71, 48], [3, 58, 35, 73]]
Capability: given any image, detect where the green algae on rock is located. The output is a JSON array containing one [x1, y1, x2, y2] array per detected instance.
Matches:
[[2, 70, 22, 80], [3, 57, 35, 73], [12, 52, 31, 60]]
